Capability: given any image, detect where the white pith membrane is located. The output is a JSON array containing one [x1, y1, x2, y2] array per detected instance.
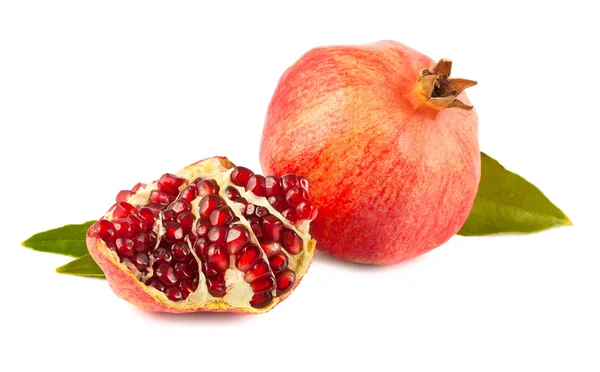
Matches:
[[95, 158, 315, 312]]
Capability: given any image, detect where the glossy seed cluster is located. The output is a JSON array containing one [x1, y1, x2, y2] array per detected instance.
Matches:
[[91, 166, 316, 309]]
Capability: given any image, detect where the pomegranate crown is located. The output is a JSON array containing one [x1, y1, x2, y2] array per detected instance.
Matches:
[[417, 59, 477, 111]]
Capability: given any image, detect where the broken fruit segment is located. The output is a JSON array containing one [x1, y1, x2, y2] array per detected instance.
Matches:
[[86, 157, 317, 314]]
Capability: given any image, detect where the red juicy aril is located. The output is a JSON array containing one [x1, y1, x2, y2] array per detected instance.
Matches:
[[87, 157, 317, 313]]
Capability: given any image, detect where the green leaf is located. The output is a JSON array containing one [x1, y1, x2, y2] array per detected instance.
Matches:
[[458, 153, 571, 236], [22, 221, 96, 257], [56, 254, 105, 278]]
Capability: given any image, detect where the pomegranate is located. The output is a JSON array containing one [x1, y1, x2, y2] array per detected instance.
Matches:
[[87, 157, 317, 313], [260, 41, 479, 265]]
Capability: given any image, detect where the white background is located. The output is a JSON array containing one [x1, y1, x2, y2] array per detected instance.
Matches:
[[1, 1, 598, 371]]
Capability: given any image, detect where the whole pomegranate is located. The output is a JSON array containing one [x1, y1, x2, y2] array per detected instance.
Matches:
[[87, 157, 317, 313], [260, 41, 479, 265]]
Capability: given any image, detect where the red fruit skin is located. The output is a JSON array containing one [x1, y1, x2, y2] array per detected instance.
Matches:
[[87, 156, 314, 313], [260, 41, 480, 265]]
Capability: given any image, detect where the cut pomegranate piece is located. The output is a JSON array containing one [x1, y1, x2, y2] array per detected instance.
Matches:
[[86, 157, 316, 314]]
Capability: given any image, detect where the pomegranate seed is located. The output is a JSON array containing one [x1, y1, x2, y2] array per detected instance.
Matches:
[[198, 194, 223, 218], [169, 199, 192, 215], [128, 214, 147, 232], [96, 220, 115, 242], [190, 177, 203, 185], [153, 247, 172, 264], [138, 207, 159, 224], [261, 215, 284, 242], [112, 201, 138, 219], [197, 179, 220, 197], [203, 263, 219, 278], [267, 196, 286, 212], [165, 287, 183, 301], [146, 279, 165, 292], [281, 209, 297, 223], [115, 238, 135, 257], [234, 197, 248, 208], [179, 280, 195, 298], [298, 176, 309, 192], [244, 260, 270, 283], [255, 206, 269, 218], [247, 216, 263, 239], [251, 275, 275, 293], [112, 218, 134, 238], [269, 252, 288, 274], [281, 174, 299, 192], [285, 187, 308, 206], [194, 238, 209, 259], [116, 190, 134, 203], [163, 222, 184, 242], [230, 166, 254, 187], [207, 244, 229, 272], [150, 190, 176, 205], [161, 209, 176, 222], [265, 176, 282, 197], [226, 225, 250, 255], [145, 203, 167, 211], [177, 211, 195, 233], [189, 258, 199, 271], [250, 292, 273, 309], [133, 252, 149, 270], [131, 182, 146, 192], [245, 203, 255, 216], [210, 206, 234, 226], [195, 218, 211, 237], [174, 263, 193, 280], [158, 173, 186, 195], [208, 226, 228, 244], [246, 175, 266, 197], [225, 186, 241, 200], [148, 232, 157, 249], [236, 244, 261, 272], [276, 269, 296, 295], [261, 241, 282, 257], [132, 232, 149, 252], [171, 242, 191, 261], [179, 185, 198, 202], [207, 276, 227, 297], [296, 202, 318, 220], [155, 263, 178, 285], [282, 229, 302, 255]]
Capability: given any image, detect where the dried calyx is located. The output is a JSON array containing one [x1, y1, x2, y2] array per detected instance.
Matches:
[[87, 157, 317, 313], [416, 58, 477, 110]]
